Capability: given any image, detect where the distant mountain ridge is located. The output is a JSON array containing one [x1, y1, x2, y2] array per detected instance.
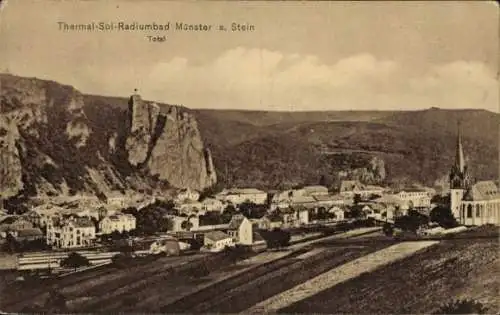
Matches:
[[1, 74, 497, 203], [191, 105, 499, 191]]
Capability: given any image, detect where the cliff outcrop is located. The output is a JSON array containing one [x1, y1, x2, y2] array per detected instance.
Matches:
[[125, 94, 217, 190], [0, 74, 217, 203]]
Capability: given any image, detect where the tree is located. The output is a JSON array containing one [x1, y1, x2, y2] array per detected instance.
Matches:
[[434, 299, 488, 314], [430, 206, 458, 229], [353, 194, 362, 205], [239, 201, 267, 219], [395, 210, 428, 233], [382, 223, 394, 236], [60, 252, 90, 271], [260, 229, 291, 249], [319, 175, 327, 186], [221, 204, 238, 223], [4, 233, 19, 253], [181, 219, 194, 231]]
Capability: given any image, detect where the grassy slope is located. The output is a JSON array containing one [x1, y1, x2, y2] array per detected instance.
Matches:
[[280, 236, 499, 314]]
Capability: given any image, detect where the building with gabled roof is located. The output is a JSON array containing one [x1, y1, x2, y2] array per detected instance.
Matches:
[[227, 214, 253, 245], [215, 188, 267, 205], [99, 213, 136, 234], [449, 124, 500, 226], [46, 217, 96, 249], [203, 230, 234, 252]]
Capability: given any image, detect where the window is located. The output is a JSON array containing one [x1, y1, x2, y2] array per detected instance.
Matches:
[[467, 205, 473, 218], [476, 205, 481, 217]]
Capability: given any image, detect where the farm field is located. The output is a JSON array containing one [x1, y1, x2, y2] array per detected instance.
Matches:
[[84, 250, 294, 313], [165, 243, 392, 314], [279, 237, 499, 314], [0, 252, 207, 312]]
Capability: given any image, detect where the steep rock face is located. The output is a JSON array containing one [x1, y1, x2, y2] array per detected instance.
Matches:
[[125, 95, 160, 165], [0, 116, 23, 198], [0, 74, 217, 202], [125, 95, 217, 190], [338, 156, 386, 185]]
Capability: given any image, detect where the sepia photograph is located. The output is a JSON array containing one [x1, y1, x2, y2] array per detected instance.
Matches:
[[0, 0, 498, 314]]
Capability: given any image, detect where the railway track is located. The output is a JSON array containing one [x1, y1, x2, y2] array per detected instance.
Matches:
[[1, 254, 203, 311]]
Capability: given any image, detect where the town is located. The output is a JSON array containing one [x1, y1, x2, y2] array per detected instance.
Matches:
[[0, 124, 498, 314]]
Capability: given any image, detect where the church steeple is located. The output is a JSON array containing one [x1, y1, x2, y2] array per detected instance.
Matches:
[[455, 120, 465, 173], [450, 120, 471, 190]]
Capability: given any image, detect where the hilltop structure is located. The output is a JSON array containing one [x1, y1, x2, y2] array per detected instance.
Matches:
[[449, 124, 500, 225]]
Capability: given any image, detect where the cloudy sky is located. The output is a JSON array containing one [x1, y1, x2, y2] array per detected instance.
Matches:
[[1, 1, 498, 112]]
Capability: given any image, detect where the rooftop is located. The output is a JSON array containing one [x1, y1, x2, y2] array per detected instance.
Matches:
[[463, 181, 500, 201], [228, 214, 247, 229], [205, 230, 231, 242]]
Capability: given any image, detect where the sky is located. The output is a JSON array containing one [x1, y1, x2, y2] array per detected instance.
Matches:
[[0, 0, 498, 112]]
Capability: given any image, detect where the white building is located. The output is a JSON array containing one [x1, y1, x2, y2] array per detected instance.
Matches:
[[175, 188, 200, 203], [99, 214, 136, 234], [227, 214, 253, 245], [395, 189, 432, 208], [47, 217, 96, 249], [177, 201, 203, 214], [339, 180, 385, 198], [328, 206, 345, 221], [200, 198, 225, 212], [203, 231, 234, 252], [458, 181, 500, 226], [449, 126, 500, 226], [216, 188, 268, 205], [302, 185, 329, 196]]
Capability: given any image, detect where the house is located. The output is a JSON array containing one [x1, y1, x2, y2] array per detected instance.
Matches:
[[107, 196, 127, 208], [23, 211, 42, 227], [0, 217, 34, 238], [74, 208, 100, 221], [302, 185, 329, 196], [312, 194, 345, 208], [46, 217, 96, 248], [177, 201, 204, 215], [340, 180, 385, 198], [203, 231, 234, 252], [215, 188, 268, 205], [266, 214, 283, 230], [251, 217, 271, 230], [200, 198, 224, 212], [227, 214, 253, 245], [395, 188, 432, 208], [175, 188, 201, 203], [150, 237, 181, 255], [328, 207, 345, 221], [99, 213, 136, 234], [290, 195, 317, 208], [297, 207, 309, 225], [15, 228, 44, 242]]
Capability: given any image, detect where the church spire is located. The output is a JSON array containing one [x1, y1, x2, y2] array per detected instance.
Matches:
[[455, 120, 465, 173]]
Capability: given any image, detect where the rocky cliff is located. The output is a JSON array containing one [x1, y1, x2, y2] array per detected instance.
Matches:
[[0, 74, 217, 203], [125, 94, 217, 189]]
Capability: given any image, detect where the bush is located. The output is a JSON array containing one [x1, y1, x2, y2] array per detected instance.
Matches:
[[382, 223, 394, 236], [434, 299, 488, 314], [60, 252, 90, 271], [430, 206, 458, 229]]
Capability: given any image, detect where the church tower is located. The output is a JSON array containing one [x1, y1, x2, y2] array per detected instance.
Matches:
[[449, 122, 471, 219]]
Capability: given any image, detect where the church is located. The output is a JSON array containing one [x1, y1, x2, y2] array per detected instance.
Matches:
[[449, 125, 500, 226]]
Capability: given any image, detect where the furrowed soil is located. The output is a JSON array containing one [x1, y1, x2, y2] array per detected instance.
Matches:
[[280, 237, 499, 314]]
